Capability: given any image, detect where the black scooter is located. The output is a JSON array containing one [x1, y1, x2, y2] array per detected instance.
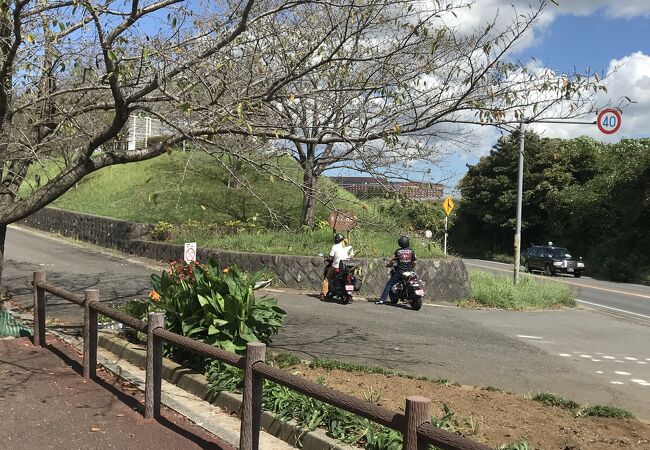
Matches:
[[386, 262, 425, 311], [320, 255, 362, 304]]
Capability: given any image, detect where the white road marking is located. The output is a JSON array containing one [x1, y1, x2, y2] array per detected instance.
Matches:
[[624, 357, 638, 361], [559, 353, 571, 357], [591, 359, 601, 362], [580, 355, 592, 358], [517, 335, 543, 339], [638, 361, 647, 365], [576, 299, 650, 319], [610, 381, 624, 385], [422, 303, 456, 309], [615, 371, 631, 375], [603, 356, 615, 360], [630, 379, 647, 383], [615, 360, 624, 363], [596, 371, 604, 374]]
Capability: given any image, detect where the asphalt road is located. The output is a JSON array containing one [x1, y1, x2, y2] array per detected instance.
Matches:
[[4, 226, 650, 418]]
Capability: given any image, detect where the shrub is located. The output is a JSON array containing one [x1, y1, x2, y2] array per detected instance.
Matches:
[[150, 259, 286, 354], [151, 220, 175, 241]]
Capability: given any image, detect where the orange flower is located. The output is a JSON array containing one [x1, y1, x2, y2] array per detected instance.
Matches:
[[223, 267, 229, 273], [149, 290, 161, 301]]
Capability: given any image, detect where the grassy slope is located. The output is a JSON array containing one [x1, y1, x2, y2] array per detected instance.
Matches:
[[48, 151, 444, 258], [52, 152, 317, 225]]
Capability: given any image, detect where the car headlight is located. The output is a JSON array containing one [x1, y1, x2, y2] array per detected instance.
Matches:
[[553, 261, 562, 267], [577, 262, 584, 268]]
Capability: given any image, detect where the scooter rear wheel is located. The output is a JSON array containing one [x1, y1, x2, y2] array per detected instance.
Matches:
[[344, 295, 352, 304], [410, 297, 423, 311], [389, 291, 399, 305]]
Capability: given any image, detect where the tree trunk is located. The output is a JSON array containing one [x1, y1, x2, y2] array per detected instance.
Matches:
[[300, 170, 318, 229], [0, 223, 6, 293]]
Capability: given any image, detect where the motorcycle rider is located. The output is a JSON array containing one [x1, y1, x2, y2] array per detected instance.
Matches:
[[376, 235, 417, 305], [320, 233, 354, 300]]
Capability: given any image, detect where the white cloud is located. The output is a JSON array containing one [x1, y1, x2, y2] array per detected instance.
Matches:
[[529, 52, 650, 141]]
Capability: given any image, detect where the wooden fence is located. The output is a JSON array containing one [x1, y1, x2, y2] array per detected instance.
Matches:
[[31, 271, 492, 450]]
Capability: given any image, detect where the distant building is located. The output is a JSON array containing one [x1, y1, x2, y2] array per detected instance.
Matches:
[[126, 115, 173, 150], [332, 177, 443, 200]]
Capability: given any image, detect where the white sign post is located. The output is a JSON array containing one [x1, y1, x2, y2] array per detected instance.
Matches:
[[184, 242, 197, 263]]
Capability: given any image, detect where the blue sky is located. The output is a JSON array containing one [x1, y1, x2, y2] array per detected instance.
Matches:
[[526, 13, 650, 74]]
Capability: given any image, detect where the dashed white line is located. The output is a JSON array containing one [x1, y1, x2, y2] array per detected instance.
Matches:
[[610, 381, 624, 385], [624, 357, 638, 361], [603, 356, 615, 360], [591, 359, 601, 362], [615, 371, 631, 375], [596, 371, 604, 374], [580, 355, 592, 358], [517, 335, 543, 339], [559, 353, 571, 357], [631, 379, 647, 383]]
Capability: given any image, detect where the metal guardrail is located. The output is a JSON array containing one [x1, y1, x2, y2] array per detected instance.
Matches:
[[32, 271, 492, 450]]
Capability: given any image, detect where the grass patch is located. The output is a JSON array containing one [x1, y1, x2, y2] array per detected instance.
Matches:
[[533, 393, 580, 411], [465, 270, 576, 310], [533, 393, 634, 419], [579, 405, 634, 419], [175, 226, 444, 258]]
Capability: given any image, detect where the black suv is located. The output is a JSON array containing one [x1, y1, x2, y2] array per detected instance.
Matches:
[[523, 244, 585, 278]]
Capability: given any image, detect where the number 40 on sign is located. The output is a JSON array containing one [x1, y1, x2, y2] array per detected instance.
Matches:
[[597, 108, 622, 135]]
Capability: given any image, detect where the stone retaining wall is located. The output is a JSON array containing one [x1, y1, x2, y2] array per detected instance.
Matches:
[[21, 208, 469, 301], [20, 207, 152, 253]]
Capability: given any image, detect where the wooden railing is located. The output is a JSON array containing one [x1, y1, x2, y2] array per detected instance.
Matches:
[[32, 271, 492, 450]]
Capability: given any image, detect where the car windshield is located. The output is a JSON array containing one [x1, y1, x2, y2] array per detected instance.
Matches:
[[551, 248, 571, 259]]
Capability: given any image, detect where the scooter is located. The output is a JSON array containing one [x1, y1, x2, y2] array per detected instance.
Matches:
[[319, 254, 362, 304], [386, 262, 425, 311]]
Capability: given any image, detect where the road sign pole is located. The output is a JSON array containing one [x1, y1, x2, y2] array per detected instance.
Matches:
[[444, 215, 448, 255], [513, 122, 525, 285]]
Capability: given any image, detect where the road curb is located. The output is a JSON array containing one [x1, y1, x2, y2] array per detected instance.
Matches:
[[96, 332, 354, 450]]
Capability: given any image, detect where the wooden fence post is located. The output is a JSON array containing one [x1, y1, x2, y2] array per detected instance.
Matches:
[[83, 290, 99, 379], [32, 272, 46, 347], [145, 312, 165, 419], [404, 396, 432, 450], [240, 342, 266, 450]]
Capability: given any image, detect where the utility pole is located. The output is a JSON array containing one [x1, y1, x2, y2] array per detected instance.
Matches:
[[513, 122, 525, 284]]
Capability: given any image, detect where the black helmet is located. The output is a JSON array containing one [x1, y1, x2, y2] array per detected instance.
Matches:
[[333, 233, 345, 244], [398, 235, 409, 248]]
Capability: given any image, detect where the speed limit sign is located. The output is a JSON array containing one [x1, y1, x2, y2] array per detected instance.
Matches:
[[597, 108, 622, 135]]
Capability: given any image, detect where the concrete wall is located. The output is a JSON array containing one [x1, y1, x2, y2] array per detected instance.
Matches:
[[21, 208, 470, 302]]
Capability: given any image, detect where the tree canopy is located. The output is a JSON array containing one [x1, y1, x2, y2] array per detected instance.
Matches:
[[453, 133, 649, 281]]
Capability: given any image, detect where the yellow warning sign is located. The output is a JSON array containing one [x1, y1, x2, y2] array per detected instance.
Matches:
[[442, 197, 455, 216]]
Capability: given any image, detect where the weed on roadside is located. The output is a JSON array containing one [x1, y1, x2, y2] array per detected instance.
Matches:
[[533, 393, 634, 419], [578, 405, 634, 419], [466, 270, 576, 309], [532, 393, 580, 411]]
